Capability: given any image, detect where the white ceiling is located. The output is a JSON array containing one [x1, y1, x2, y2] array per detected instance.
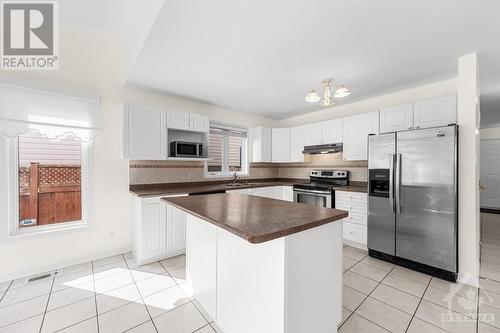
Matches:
[[480, 49, 500, 128], [68, 0, 500, 120], [59, 0, 132, 34]]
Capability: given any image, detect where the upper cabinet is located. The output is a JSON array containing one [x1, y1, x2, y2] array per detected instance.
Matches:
[[251, 126, 272, 162], [321, 118, 343, 144], [379, 103, 414, 133], [343, 111, 379, 161], [189, 113, 210, 132], [167, 110, 209, 133], [272, 128, 291, 162], [380, 95, 457, 134], [303, 122, 323, 146], [413, 95, 456, 129], [290, 125, 305, 162], [123, 103, 167, 160]]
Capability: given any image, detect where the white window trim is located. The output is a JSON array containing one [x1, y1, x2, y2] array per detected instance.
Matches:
[[204, 123, 249, 178], [3, 135, 91, 238]]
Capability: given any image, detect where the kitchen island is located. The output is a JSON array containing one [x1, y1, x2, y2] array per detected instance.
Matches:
[[163, 192, 347, 333]]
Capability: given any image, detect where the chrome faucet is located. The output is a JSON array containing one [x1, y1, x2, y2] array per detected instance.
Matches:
[[231, 172, 239, 185]]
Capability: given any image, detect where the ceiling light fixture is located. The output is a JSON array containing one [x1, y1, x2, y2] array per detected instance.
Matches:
[[305, 79, 351, 106]]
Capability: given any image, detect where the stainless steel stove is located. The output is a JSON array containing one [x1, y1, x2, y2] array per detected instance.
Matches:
[[293, 170, 349, 208]]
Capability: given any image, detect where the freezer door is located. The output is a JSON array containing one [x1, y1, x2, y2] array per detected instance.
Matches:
[[396, 126, 457, 272], [368, 133, 396, 255]]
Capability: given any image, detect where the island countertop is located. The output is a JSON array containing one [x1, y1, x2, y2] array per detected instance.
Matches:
[[162, 192, 348, 244]]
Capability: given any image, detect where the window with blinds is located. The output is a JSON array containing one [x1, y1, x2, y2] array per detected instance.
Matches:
[[206, 123, 248, 176]]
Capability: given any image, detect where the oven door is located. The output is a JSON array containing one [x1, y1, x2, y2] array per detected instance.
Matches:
[[293, 189, 332, 208]]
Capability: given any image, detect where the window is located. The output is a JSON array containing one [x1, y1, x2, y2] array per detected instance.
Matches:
[[18, 132, 82, 229], [0, 83, 99, 236], [206, 123, 248, 177]]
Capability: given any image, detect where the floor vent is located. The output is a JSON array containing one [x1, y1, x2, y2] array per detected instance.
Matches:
[[25, 270, 60, 284]]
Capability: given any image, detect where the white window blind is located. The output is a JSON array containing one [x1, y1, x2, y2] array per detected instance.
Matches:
[[207, 123, 248, 175]]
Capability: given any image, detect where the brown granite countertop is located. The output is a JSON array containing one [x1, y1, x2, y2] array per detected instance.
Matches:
[[129, 178, 309, 197], [162, 192, 348, 244], [129, 178, 367, 197]]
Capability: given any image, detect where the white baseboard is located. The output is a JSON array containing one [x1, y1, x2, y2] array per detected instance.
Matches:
[[343, 239, 368, 251], [0, 247, 131, 283]]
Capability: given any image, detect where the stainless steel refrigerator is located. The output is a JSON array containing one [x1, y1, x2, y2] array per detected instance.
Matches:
[[367, 125, 458, 280]]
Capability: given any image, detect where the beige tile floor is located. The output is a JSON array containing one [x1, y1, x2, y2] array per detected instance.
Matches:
[[1, 232, 500, 332]]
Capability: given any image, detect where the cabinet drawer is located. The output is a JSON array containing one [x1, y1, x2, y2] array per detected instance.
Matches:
[[343, 222, 367, 244], [335, 191, 367, 203], [341, 211, 367, 226], [335, 201, 367, 214]]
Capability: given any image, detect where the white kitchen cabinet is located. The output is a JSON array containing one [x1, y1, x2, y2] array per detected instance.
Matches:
[[342, 111, 379, 161], [379, 103, 414, 133], [186, 214, 218, 319], [250, 127, 272, 162], [167, 110, 190, 130], [123, 103, 167, 160], [290, 125, 305, 162], [336, 191, 368, 249], [133, 196, 167, 265], [167, 110, 209, 132], [321, 118, 343, 144], [167, 203, 187, 255], [189, 113, 210, 132], [413, 95, 456, 129], [272, 128, 291, 162], [303, 122, 323, 146], [132, 195, 187, 265]]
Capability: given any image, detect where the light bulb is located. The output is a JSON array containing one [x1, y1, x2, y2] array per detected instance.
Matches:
[[305, 90, 321, 103], [334, 85, 351, 98]]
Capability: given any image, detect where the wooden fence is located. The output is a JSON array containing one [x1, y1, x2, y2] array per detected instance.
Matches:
[[19, 163, 81, 227]]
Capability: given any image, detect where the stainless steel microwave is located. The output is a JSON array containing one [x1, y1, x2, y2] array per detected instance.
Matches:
[[169, 141, 203, 158]]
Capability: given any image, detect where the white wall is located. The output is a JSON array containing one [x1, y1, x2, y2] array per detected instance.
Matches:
[[457, 53, 481, 286], [481, 127, 500, 140], [0, 26, 277, 282], [279, 79, 457, 127]]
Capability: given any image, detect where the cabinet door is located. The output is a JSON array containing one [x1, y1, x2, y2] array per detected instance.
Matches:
[[166, 202, 187, 254], [123, 104, 167, 160], [290, 125, 305, 162], [379, 103, 414, 133], [167, 110, 190, 130], [251, 127, 272, 162], [413, 95, 456, 129], [190, 113, 210, 132], [269, 186, 283, 200], [343, 111, 379, 161], [303, 122, 323, 146], [271, 128, 290, 162], [141, 198, 167, 259], [321, 118, 343, 143]]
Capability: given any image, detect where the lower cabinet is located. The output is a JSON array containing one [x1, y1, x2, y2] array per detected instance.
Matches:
[[335, 191, 368, 249], [232, 186, 292, 201], [132, 195, 187, 265]]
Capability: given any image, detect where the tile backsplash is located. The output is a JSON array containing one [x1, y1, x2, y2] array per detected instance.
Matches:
[[129, 153, 367, 185]]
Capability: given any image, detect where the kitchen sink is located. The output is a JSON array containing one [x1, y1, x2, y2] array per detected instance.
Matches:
[[224, 183, 246, 187]]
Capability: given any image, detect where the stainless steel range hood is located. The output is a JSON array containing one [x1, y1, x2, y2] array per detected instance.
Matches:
[[302, 143, 343, 155]]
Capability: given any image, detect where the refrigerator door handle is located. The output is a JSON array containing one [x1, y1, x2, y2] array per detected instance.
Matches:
[[389, 154, 395, 213], [395, 153, 402, 214]]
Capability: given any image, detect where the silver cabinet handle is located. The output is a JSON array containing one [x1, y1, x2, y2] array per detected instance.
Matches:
[[395, 154, 402, 214], [389, 154, 395, 213]]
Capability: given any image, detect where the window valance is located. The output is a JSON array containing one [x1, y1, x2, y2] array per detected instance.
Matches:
[[0, 83, 102, 142]]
